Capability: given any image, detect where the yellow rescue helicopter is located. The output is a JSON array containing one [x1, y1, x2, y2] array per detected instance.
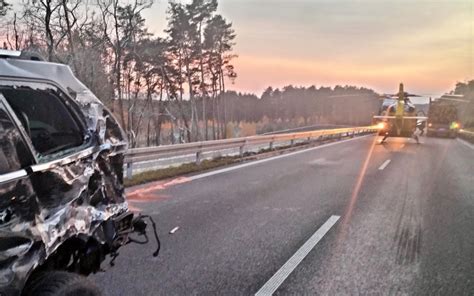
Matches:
[[373, 83, 428, 144]]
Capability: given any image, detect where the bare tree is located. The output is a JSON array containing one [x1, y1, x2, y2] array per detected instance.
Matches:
[[97, 0, 153, 135], [187, 0, 218, 140], [22, 0, 64, 61], [166, 2, 199, 142], [204, 14, 236, 138], [0, 1, 9, 17], [2, 0, 242, 146]]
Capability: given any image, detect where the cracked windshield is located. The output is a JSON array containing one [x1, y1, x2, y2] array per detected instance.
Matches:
[[0, 0, 473, 295]]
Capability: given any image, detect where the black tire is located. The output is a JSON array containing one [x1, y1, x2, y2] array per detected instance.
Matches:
[[23, 271, 102, 296]]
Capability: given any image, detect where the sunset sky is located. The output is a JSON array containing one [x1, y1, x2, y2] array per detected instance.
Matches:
[[3, 0, 473, 97], [144, 0, 473, 97]]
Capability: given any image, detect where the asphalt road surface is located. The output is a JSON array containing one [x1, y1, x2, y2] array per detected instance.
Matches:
[[93, 135, 474, 295]]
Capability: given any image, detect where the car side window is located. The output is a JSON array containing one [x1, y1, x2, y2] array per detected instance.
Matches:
[[0, 81, 85, 161], [0, 99, 32, 174]]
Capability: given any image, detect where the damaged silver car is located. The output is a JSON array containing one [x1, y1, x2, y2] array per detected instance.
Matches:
[[0, 50, 159, 296]]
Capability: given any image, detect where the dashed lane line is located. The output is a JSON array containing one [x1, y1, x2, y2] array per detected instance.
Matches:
[[378, 159, 391, 170]]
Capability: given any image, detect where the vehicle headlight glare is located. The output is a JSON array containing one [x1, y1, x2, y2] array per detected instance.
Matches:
[[376, 122, 386, 130]]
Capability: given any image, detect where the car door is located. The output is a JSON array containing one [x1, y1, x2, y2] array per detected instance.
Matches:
[[0, 94, 39, 295], [0, 79, 124, 254]]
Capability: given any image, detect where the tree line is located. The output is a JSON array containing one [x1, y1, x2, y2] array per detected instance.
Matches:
[[452, 80, 474, 128], [1, 0, 237, 146], [1, 0, 380, 147], [220, 85, 379, 126]]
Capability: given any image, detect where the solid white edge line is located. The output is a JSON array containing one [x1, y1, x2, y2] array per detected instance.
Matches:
[[255, 215, 341, 296], [378, 159, 391, 170], [457, 138, 474, 150], [187, 135, 374, 181]]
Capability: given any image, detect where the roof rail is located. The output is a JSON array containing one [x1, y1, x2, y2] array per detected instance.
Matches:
[[0, 49, 21, 58], [0, 49, 45, 61]]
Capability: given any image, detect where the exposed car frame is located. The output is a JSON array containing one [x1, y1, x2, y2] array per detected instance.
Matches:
[[0, 51, 157, 296]]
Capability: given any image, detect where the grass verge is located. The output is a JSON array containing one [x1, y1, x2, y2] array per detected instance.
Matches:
[[125, 157, 238, 187]]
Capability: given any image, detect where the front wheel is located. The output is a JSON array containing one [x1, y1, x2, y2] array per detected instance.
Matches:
[[23, 271, 102, 296]]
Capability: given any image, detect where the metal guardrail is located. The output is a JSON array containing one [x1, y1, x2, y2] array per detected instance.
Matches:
[[261, 124, 348, 135], [459, 129, 474, 144], [459, 129, 474, 135], [124, 126, 378, 178]]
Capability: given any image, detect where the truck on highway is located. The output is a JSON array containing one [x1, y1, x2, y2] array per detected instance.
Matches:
[[0, 50, 158, 296], [427, 98, 460, 138]]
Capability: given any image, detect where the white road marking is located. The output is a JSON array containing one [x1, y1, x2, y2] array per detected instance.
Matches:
[[457, 138, 474, 150], [187, 135, 373, 182], [308, 158, 339, 166], [378, 159, 391, 170], [169, 226, 180, 234], [255, 215, 340, 296]]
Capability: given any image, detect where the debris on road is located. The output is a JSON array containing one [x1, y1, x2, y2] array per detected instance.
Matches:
[[170, 226, 180, 234]]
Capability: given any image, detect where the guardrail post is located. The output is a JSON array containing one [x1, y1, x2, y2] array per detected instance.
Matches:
[[196, 151, 202, 165], [239, 140, 246, 159], [196, 145, 203, 165], [126, 161, 133, 179]]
